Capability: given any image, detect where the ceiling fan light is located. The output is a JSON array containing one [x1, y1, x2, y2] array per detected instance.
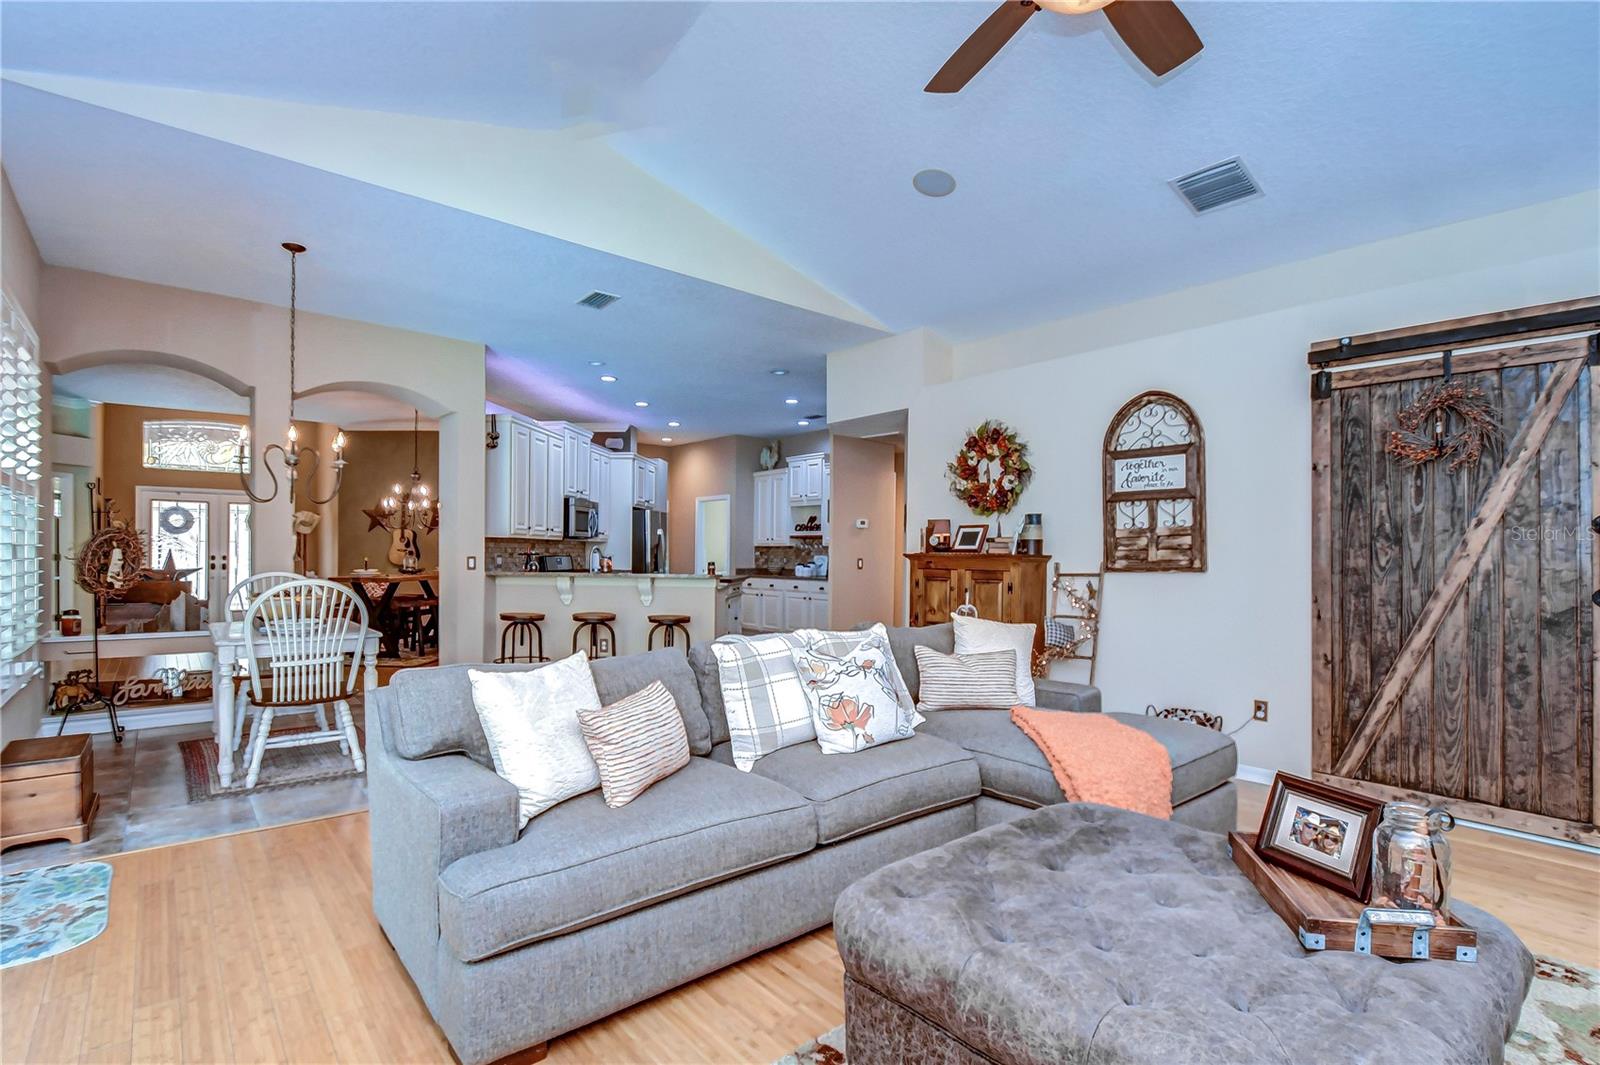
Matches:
[[1037, 0, 1115, 14]]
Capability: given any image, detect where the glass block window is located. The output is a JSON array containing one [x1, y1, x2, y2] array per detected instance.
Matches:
[[143, 420, 248, 473], [1, 291, 44, 704]]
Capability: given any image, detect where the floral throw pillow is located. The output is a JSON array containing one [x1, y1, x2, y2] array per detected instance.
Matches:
[[793, 634, 920, 755]]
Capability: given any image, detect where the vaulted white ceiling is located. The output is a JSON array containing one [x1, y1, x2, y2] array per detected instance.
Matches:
[[4, 1, 1596, 434]]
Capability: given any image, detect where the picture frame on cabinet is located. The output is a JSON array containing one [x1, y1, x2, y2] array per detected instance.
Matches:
[[951, 524, 988, 552]]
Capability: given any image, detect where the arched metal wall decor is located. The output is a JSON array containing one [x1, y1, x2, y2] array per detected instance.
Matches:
[[1102, 390, 1206, 572]]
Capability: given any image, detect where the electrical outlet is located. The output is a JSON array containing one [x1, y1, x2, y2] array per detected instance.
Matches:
[[467, 555, 478, 571], [1252, 699, 1269, 722], [600, 638, 611, 655], [856, 558, 864, 570]]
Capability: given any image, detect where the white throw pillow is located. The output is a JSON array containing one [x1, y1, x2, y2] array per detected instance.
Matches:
[[791, 623, 921, 727], [952, 613, 1037, 705], [793, 634, 919, 755], [468, 654, 602, 829], [710, 634, 816, 771]]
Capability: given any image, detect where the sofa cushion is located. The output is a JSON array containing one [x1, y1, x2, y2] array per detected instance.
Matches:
[[589, 647, 713, 757], [918, 709, 1236, 808], [710, 734, 979, 844], [436, 757, 816, 961], [688, 642, 730, 748], [879, 623, 953, 702], [388, 653, 714, 764], [387, 662, 529, 764]]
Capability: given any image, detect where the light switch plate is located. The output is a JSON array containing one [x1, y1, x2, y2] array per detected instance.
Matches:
[[854, 518, 869, 529], [467, 555, 478, 570]]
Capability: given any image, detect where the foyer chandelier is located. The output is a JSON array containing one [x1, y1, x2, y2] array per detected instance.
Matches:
[[237, 242, 348, 505]]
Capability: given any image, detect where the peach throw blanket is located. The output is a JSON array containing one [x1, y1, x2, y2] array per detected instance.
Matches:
[[1010, 706, 1173, 820]]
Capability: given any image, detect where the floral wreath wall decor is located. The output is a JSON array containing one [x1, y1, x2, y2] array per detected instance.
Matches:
[[947, 420, 1032, 517], [1383, 381, 1501, 473]]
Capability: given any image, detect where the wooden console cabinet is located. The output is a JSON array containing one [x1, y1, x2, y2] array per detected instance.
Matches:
[[905, 552, 1052, 651]]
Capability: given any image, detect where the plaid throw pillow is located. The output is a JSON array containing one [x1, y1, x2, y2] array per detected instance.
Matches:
[[710, 634, 817, 771]]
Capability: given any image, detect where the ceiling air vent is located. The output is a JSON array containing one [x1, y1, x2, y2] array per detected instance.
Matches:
[[577, 290, 621, 310], [1170, 157, 1261, 215]]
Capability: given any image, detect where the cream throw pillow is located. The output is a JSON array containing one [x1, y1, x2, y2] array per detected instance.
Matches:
[[468, 654, 602, 829], [793, 634, 919, 755], [952, 613, 1037, 705], [577, 681, 690, 808]]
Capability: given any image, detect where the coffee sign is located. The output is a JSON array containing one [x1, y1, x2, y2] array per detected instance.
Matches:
[[1113, 453, 1186, 493]]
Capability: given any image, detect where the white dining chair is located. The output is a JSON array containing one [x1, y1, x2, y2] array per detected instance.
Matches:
[[225, 571, 323, 750], [240, 577, 369, 789]]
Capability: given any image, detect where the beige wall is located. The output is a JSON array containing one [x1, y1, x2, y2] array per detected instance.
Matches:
[[335, 429, 440, 576], [828, 435, 899, 629], [39, 266, 487, 665], [656, 437, 737, 574]]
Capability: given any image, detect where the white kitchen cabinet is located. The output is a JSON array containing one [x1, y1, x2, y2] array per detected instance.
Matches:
[[544, 432, 565, 537], [652, 457, 668, 512], [753, 469, 790, 546], [787, 452, 826, 504], [487, 415, 537, 537], [589, 445, 611, 538], [781, 589, 809, 631], [528, 426, 551, 536], [820, 457, 831, 547]]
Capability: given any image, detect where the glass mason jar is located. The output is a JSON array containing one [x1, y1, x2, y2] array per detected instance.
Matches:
[[1370, 802, 1455, 913]]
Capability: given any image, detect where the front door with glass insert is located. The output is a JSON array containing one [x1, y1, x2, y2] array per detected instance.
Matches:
[[135, 487, 252, 628]]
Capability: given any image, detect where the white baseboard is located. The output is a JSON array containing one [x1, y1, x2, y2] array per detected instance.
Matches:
[[1232, 763, 1277, 786], [37, 701, 214, 737], [1232, 764, 1598, 855]]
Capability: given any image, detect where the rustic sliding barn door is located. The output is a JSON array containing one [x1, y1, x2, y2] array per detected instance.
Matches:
[[1310, 299, 1598, 844]]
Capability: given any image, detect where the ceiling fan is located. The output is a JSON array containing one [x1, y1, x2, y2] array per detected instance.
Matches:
[[926, 0, 1202, 93]]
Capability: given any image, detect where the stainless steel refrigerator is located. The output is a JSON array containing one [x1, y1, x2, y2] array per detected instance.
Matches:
[[631, 508, 668, 573]]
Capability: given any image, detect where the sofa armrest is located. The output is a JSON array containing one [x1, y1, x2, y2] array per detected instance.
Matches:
[[1033, 678, 1101, 713], [367, 689, 519, 998]]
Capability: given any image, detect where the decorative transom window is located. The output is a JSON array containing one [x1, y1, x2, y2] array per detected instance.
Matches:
[[1, 290, 44, 704], [143, 420, 248, 473]]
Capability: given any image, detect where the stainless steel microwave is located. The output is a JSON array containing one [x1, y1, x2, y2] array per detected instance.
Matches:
[[564, 497, 600, 539]]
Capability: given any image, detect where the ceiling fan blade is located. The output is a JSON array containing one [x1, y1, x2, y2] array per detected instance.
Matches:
[[1103, 0, 1202, 76], [925, 1, 1039, 93]]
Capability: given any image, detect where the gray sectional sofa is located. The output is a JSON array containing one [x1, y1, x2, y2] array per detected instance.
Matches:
[[367, 622, 1237, 1064]]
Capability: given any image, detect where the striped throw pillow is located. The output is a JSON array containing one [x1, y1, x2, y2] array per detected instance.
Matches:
[[576, 681, 690, 808], [912, 647, 1020, 711]]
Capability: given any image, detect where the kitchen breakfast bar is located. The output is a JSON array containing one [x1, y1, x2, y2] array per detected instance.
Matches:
[[484, 573, 721, 660]]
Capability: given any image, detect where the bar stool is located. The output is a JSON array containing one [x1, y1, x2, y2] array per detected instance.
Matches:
[[496, 612, 547, 663], [572, 611, 618, 660], [647, 614, 692, 655]]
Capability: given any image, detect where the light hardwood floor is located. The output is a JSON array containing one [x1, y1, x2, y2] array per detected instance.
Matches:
[[3, 785, 1595, 1065]]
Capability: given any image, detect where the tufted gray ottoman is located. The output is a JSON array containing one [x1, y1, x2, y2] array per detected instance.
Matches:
[[835, 804, 1534, 1065]]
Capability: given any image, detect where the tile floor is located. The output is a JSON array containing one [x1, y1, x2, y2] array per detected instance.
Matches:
[[2, 698, 369, 873]]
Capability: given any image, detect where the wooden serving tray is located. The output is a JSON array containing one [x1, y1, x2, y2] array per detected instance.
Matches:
[[1229, 832, 1477, 962]]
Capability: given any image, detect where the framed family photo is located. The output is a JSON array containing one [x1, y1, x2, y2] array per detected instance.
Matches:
[[1253, 772, 1383, 900], [951, 524, 989, 552]]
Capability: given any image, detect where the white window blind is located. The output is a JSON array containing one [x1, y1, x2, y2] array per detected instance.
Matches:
[[1, 291, 44, 705]]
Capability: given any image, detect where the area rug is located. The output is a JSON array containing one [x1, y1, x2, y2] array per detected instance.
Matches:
[[0, 862, 113, 968], [778, 956, 1598, 1065], [179, 725, 365, 802]]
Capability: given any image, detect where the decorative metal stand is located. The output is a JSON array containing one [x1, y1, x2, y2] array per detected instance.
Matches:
[[53, 480, 131, 742]]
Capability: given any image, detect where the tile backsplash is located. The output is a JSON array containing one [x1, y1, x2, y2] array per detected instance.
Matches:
[[485, 537, 611, 573], [751, 545, 828, 573]]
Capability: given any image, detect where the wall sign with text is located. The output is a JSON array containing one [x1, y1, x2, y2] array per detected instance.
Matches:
[[1102, 391, 1206, 572]]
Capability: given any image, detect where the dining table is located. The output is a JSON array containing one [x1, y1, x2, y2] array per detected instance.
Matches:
[[335, 571, 439, 658], [207, 619, 380, 790]]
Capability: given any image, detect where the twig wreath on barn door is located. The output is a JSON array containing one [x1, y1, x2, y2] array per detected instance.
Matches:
[[947, 421, 1033, 520], [1382, 380, 1501, 473]]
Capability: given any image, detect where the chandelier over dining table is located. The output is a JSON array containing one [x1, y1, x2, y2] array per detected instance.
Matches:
[[236, 242, 348, 505]]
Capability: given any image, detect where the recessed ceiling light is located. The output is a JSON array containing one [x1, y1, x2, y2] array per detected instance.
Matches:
[[634, 400, 649, 408], [661, 437, 674, 443], [797, 420, 810, 426], [770, 369, 788, 376], [785, 398, 799, 405], [588, 360, 605, 366], [600, 374, 617, 383], [667, 420, 681, 428], [913, 169, 957, 198]]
